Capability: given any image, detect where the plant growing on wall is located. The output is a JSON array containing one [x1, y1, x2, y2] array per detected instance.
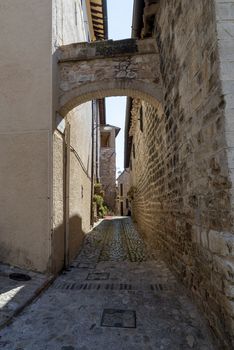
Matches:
[[93, 194, 108, 218], [94, 182, 104, 197], [93, 183, 108, 218]]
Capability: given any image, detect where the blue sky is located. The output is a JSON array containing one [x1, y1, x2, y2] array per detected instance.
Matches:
[[106, 0, 134, 175]]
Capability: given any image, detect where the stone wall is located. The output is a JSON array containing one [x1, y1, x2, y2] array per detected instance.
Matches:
[[129, 0, 234, 347], [215, 0, 234, 213], [100, 148, 116, 212], [57, 38, 162, 116]]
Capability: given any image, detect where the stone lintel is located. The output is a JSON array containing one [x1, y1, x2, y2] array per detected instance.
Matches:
[[58, 38, 158, 63]]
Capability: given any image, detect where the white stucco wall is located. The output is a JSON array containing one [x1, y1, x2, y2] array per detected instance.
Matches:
[[0, 0, 53, 272], [53, 0, 87, 48], [0, 0, 93, 273]]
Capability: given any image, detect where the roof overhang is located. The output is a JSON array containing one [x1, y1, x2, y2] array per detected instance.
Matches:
[[86, 0, 108, 41], [101, 124, 121, 137]]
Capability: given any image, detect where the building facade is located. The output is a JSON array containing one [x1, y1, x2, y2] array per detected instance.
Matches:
[[100, 125, 120, 213], [116, 169, 131, 216], [0, 0, 107, 274]]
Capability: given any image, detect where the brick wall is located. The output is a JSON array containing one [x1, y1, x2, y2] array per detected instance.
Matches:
[[130, 0, 234, 346]]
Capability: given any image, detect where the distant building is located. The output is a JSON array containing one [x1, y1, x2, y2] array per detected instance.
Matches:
[[100, 125, 120, 212], [116, 169, 131, 216]]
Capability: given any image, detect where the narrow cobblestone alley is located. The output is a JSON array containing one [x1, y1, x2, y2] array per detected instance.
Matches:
[[0, 218, 216, 350]]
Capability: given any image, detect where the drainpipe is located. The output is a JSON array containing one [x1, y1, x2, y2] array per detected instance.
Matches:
[[95, 108, 100, 183], [131, 0, 145, 39], [102, 0, 108, 40], [124, 98, 133, 168], [90, 101, 95, 226], [64, 122, 70, 268], [96, 99, 104, 183]]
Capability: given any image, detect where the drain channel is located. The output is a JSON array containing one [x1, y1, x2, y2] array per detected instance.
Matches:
[[54, 282, 173, 291], [9, 273, 31, 282]]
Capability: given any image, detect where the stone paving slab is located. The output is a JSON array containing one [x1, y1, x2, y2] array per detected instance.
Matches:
[[0, 261, 216, 350], [0, 218, 216, 349], [0, 263, 53, 329]]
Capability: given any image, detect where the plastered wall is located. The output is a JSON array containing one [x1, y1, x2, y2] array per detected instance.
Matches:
[[0, 0, 53, 272]]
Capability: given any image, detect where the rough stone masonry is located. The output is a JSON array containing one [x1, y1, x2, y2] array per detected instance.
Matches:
[[127, 0, 234, 348], [57, 38, 163, 116]]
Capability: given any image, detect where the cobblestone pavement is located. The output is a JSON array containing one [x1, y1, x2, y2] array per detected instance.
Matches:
[[0, 217, 216, 350]]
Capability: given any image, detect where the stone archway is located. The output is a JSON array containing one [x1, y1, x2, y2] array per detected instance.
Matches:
[[53, 38, 165, 275], [57, 38, 163, 115]]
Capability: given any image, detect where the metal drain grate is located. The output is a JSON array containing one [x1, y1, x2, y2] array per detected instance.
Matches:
[[101, 309, 136, 328], [54, 282, 173, 292], [75, 262, 96, 269], [86, 272, 110, 281]]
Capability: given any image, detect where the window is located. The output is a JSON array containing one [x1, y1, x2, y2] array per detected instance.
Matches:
[[120, 184, 123, 196], [120, 202, 124, 216], [101, 133, 110, 147], [132, 144, 135, 159], [139, 106, 143, 132], [126, 198, 129, 209]]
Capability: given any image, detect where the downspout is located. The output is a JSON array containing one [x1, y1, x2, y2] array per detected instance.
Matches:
[[96, 105, 100, 183], [90, 101, 95, 226], [102, 0, 108, 40], [64, 122, 70, 268], [124, 98, 133, 168], [131, 0, 145, 38]]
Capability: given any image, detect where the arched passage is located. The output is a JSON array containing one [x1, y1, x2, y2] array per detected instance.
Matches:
[[58, 80, 163, 117], [57, 38, 163, 116], [54, 88, 164, 273], [54, 38, 166, 273], [55, 34, 234, 348]]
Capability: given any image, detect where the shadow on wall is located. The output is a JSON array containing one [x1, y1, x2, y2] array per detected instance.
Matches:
[[52, 215, 85, 274], [68, 214, 85, 263]]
